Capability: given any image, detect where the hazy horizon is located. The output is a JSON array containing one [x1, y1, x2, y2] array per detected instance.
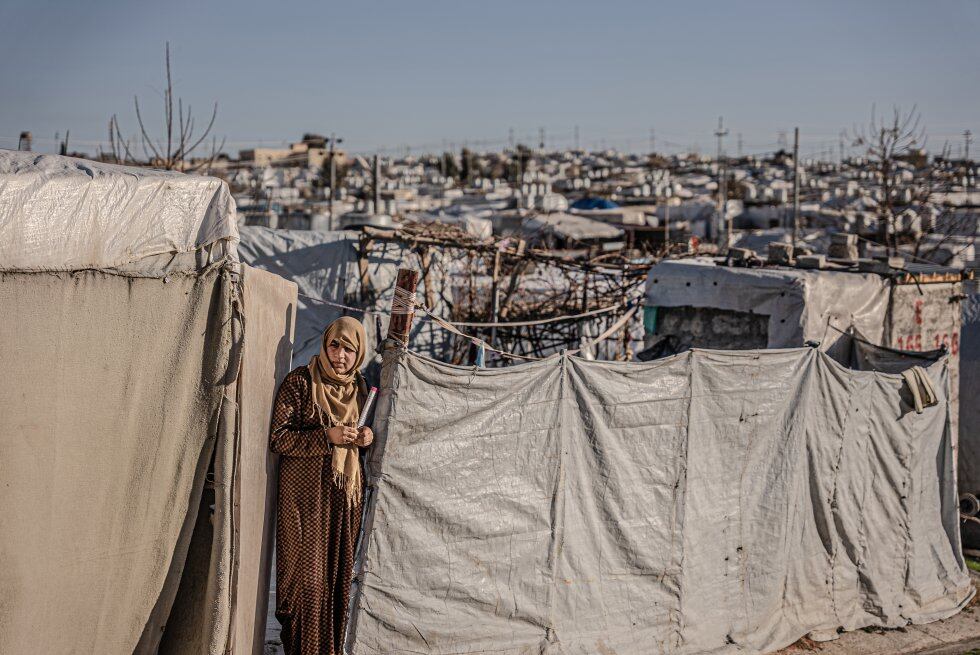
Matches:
[[2, 0, 978, 159]]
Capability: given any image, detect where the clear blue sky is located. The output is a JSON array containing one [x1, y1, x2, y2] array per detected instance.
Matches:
[[1, 0, 977, 158]]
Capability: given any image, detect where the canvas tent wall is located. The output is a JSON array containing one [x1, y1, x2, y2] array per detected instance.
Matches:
[[0, 151, 296, 655], [346, 345, 970, 655]]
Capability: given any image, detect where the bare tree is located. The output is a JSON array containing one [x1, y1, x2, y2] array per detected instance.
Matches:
[[850, 106, 977, 263], [105, 42, 224, 172], [852, 105, 926, 254]]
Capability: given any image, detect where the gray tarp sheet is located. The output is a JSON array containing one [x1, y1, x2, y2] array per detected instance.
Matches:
[[0, 268, 233, 654], [238, 227, 356, 363], [348, 347, 971, 655], [962, 289, 980, 495]]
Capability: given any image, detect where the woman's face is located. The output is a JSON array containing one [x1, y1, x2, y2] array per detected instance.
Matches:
[[326, 339, 357, 374]]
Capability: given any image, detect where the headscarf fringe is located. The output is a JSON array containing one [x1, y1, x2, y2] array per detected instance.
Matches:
[[331, 465, 363, 508]]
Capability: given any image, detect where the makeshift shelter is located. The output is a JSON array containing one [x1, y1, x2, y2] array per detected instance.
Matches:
[[346, 345, 971, 655], [0, 151, 296, 655], [643, 258, 977, 493], [522, 211, 624, 247], [570, 197, 620, 210]]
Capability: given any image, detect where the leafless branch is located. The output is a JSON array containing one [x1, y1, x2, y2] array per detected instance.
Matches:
[[105, 41, 222, 171]]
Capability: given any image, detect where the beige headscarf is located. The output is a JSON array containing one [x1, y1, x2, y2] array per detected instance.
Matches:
[[308, 316, 367, 506]]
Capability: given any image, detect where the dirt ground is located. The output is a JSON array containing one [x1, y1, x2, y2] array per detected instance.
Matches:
[[264, 571, 980, 655], [777, 571, 980, 655]]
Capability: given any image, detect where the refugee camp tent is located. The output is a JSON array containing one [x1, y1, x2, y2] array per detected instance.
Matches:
[[522, 211, 624, 246], [346, 344, 971, 655], [570, 197, 620, 210], [644, 258, 977, 494], [0, 151, 297, 655]]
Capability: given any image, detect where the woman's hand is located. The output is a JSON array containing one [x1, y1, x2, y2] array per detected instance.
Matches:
[[327, 425, 357, 446], [356, 426, 374, 447]]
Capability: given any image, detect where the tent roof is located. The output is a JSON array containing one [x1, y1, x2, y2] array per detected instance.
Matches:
[[0, 150, 238, 271], [524, 212, 623, 241], [571, 197, 619, 210]]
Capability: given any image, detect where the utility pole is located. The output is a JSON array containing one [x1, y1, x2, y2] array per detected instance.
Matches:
[[792, 127, 800, 250], [839, 130, 846, 165], [714, 116, 729, 246], [967, 129, 974, 193], [372, 154, 381, 215], [327, 132, 343, 229], [538, 126, 546, 151]]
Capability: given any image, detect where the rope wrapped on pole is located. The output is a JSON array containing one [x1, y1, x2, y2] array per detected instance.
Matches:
[[386, 268, 420, 346]]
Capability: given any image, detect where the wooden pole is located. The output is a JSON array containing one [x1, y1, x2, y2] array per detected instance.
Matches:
[[386, 268, 420, 346], [357, 235, 374, 303], [792, 126, 800, 251], [489, 250, 502, 346]]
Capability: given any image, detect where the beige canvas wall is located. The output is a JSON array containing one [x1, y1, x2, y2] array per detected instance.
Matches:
[[232, 265, 297, 655], [0, 268, 233, 654]]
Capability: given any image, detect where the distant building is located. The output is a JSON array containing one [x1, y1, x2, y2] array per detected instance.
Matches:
[[239, 133, 345, 169]]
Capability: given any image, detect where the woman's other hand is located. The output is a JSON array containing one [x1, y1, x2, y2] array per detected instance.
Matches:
[[327, 426, 357, 445], [356, 426, 374, 447]]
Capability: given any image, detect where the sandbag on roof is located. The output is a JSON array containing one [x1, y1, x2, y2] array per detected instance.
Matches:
[[347, 346, 971, 655], [0, 149, 238, 271]]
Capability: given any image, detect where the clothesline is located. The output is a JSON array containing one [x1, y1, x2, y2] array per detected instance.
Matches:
[[295, 291, 639, 329]]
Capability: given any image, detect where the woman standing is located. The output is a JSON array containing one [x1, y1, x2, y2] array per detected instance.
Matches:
[[270, 317, 374, 655]]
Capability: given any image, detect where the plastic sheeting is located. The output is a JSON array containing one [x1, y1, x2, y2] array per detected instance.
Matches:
[[238, 226, 357, 363], [644, 259, 890, 348], [347, 347, 971, 655], [962, 289, 980, 495], [0, 150, 238, 271]]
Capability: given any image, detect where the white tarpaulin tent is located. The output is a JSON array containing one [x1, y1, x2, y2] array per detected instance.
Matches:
[[643, 258, 977, 496], [644, 259, 891, 348], [347, 345, 971, 654], [0, 151, 296, 655]]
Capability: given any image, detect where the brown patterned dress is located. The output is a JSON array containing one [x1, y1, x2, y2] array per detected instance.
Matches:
[[270, 366, 366, 655]]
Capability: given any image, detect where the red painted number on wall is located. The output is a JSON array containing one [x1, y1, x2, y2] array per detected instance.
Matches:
[[896, 331, 959, 356]]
